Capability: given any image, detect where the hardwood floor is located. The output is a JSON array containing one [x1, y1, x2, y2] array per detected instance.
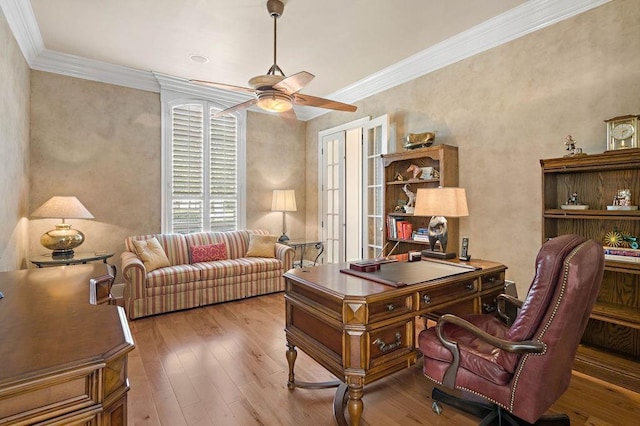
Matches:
[[126, 293, 640, 425]]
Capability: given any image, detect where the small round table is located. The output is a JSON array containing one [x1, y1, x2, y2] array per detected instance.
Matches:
[[31, 251, 114, 268]]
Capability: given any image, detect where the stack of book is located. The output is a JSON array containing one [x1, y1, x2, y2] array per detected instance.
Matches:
[[413, 228, 430, 243], [386, 216, 413, 240], [603, 246, 640, 263]]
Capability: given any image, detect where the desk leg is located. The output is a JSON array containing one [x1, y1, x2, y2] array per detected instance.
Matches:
[[286, 343, 342, 390], [346, 376, 364, 426], [286, 343, 297, 389]]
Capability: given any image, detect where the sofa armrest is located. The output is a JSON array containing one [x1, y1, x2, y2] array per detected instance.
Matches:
[[121, 251, 147, 301], [275, 243, 295, 271]]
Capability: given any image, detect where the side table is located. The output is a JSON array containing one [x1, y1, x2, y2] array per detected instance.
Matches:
[[31, 251, 114, 268], [283, 240, 324, 268]]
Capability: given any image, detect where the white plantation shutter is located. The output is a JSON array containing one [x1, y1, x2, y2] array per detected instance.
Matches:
[[171, 104, 204, 233], [210, 113, 238, 231], [165, 98, 242, 233]]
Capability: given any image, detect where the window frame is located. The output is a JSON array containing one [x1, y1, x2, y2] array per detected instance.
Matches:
[[160, 89, 247, 234]]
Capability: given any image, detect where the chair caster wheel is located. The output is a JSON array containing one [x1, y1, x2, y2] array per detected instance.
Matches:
[[432, 401, 443, 415]]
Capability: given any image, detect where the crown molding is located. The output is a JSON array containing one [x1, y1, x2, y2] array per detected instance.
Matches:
[[0, 0, 43, 62], [2, 0, 611, 121]]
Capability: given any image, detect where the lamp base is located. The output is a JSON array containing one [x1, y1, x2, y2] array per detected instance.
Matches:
[[41, 223, 85, 256], [52, 249, 75, 259], [278, 234, 290, 243], [421, 249, 456, 259]]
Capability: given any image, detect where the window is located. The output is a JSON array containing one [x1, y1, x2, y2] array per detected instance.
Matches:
[[161, 92, 246, 234]]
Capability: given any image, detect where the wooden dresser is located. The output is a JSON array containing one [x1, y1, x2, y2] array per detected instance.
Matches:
[[0, 264, 135, 425]]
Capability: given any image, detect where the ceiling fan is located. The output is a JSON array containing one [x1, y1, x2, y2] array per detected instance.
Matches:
[[190, 0, 357, 119]]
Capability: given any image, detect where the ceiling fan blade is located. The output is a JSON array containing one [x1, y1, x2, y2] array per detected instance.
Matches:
[[190, 79, 256, 95], [273, 71, 315, 94], [212, 99, 258, 117], [293, 93, 357, 112], [280, 107, 298, 123]]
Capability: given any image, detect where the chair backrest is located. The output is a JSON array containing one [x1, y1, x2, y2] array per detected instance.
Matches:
[[496, 235, 587, 372], [509, 236, 604, 422]]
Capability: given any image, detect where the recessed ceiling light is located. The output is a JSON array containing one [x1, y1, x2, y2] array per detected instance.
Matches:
[[189, 55, 209, 64]]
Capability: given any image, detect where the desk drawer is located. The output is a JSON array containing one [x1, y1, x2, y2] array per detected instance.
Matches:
[[368, 295, 412, 323], [419, 279, 476, 310], [369, 320, 413, 366], [481, 272, 505, 290]]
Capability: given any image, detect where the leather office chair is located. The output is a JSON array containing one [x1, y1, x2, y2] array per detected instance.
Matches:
[[418, 234, 604, 425]]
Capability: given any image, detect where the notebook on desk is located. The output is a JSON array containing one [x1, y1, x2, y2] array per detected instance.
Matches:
[[340, 259, 479, 287]]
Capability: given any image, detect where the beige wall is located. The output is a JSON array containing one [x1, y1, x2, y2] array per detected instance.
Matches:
[[305, 0, 640, 296], [245, 111, 307, 240], [29, 71, 162, 275], [28, 73, 305, 275], [0, 8, 30, 271]]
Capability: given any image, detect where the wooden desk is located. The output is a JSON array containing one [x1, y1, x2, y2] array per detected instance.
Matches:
[[0, 264, 135, 425], [284, 258, 506, 425]]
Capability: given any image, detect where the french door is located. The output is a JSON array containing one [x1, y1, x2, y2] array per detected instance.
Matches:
[[318, 115, 388, 263]]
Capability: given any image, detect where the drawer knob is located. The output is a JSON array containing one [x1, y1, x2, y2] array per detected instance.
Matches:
[[466, 283, 474, 291], [423, 295, 432, 304], [373, 332, 402, 353], [387, 304, 395, 311], [487, 276, 496, 283]]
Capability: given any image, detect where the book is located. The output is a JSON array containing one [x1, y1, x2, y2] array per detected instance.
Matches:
[[603, 246, 640, 257], [604, 254, 640, 263]]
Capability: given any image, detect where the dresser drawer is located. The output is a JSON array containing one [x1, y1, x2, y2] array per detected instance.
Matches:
[[419, 278, 476, 310], [368, 295, 412, 323]]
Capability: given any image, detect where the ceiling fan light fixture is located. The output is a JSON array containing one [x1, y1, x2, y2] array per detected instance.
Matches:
[[257, 91, 293, 113]]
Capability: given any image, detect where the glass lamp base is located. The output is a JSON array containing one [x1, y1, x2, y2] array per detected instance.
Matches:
[[41, 223, 85, 256]]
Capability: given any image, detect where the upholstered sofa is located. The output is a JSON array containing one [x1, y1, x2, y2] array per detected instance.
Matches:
[[121, 230, 294, 319]]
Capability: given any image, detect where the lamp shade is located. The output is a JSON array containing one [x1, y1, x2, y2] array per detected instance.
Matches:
[[413, 187, 469, 218], [31, 196, 95, 220], [271, 190, 297, 212]]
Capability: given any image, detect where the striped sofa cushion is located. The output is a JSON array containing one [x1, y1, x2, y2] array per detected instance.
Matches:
[[146, 264, 201, 288], [195, 258, 247, 280], [239, 257, 283, 274]]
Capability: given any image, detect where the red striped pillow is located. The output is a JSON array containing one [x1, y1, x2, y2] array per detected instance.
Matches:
[[190, 243, 227, 263]]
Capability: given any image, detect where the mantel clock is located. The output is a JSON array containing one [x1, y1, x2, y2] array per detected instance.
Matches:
[[605, 115, 639, 151]]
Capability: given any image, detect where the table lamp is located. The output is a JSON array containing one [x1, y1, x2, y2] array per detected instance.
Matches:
[[31, 196, 95, 257], [413, 187, 468, 259], [271, 189, 296, 242]]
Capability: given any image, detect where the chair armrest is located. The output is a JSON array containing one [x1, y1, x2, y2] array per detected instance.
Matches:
[[121, 251, 148, 301], [436, 313, 545, 388], [275, 243, 295, 271], [497, 293, 523, 325]]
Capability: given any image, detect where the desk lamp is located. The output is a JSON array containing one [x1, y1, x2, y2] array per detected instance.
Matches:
[[271, 189, 296, 242], [31, 196, 95, 257], [413, 187, 468, 259]]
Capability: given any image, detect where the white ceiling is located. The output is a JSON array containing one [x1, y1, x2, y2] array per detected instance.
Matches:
[[29, 0, 526, 97], [2, 0, 609, 119]]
